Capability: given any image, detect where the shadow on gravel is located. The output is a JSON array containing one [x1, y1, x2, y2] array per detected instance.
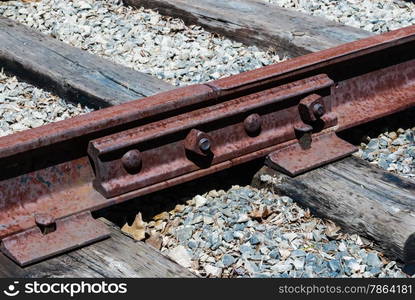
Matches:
[[94, 158, 264, 227], [338, 107, 415, 145]]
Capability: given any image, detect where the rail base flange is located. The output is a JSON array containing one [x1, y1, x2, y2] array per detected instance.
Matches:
[[0, 211, 110, 266], [266, 132, 357, 176]]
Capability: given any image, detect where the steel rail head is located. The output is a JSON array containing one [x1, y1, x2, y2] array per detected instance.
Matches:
[[0, 25, 415, 266]]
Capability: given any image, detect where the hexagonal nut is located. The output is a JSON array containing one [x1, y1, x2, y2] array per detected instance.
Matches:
[[184, 129, 213, 156], [298, 94, 326, 124]]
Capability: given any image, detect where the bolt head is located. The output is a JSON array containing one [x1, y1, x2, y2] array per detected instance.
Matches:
[[122, 149, 142, 174], [34, 213, 55, 227], [298, 94, 325, 124], [184, 129, 213, 157], [244, 113, 262, 135], [198, 137, 211, 152], [312, 103, 325, 118]]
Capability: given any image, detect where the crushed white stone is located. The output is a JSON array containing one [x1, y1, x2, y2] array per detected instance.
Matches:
[[0, 70, 92, 136], [264, 0, 415, 33], [356, 128, 415, 179], [0, 0, 284, 86]]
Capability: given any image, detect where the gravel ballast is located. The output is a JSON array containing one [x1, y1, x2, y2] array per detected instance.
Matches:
[[1, 0, 413, 278], [258, 1, 415, 178], [135, 186, 408, 278], [264, 0, 415, 33], [0, 70, 92, 137], [0, 0, 283, 86], [355, 128, 415, 179]]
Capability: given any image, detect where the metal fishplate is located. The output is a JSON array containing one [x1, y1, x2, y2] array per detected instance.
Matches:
[[88, 74, 355, 199]]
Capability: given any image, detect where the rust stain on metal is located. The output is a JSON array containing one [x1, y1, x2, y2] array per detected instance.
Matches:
[[1, 212, 110, 266], [266, 131, 357, 176], [88, 75, 332, 198], [0, 25, 415, 265]]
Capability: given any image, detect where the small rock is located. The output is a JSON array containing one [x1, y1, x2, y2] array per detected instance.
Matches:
[[175, 226, 193, 242], [222, 254, 236, 267], [271, 263, 292, 273], [190, 215, 204, 225], [367, 139, 379, 149], [187, 239, 199, 249], [168, 245, 192, 268], [366, 253, 382, 267], [279, 249, 291, 259], [237, 214, 249, 223], [174, 204, 186, 213], [249, 234, 261, 245], [328, 259, 341, 272], [223, 231, 234, 243], [203, 216, 214, 225], [204, 264, 222, 277], [269, 249, 280, 259], [292, 258, 305, 270], [244, 260, 259, 274], [392, 138, 405, 146], [239, 244, 253, 255], [388, 132, 398, 139], [208, 190, 220, 198], [233, 231, 245, 239], [194, 195, 208, 208]]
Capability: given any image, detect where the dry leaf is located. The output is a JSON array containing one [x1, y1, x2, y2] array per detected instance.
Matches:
[[153, 211, 169, 221], [249, 205, 272, 221], [324, 220, 341, 238], [163, 217, 180, 235], [154, 219, 166, 231], [121, 212, 147, 241], [145, 233, 162, 250]]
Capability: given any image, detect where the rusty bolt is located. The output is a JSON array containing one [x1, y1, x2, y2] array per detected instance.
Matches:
[[312, 103, 325, 118], [198, 137, 211, 152], [294, 124, 313, 134], [294, 123, 313, 150], [184, 129, 213, 157], [244, 113, 262, 135], [122, 149, 142, 174], [35, 213, 56, 235], [35, 213, 55, 227], [298, 94, 325, 124]]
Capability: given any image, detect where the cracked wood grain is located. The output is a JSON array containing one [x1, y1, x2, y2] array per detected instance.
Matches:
[[0, 17, 173, 109]]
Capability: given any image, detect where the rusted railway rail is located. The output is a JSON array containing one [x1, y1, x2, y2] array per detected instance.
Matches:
[[1, 25, 415, 267]]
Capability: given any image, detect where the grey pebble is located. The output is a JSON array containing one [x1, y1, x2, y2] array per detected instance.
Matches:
[[176, 226, 194, 242], [367, 253, 383, 268], [222, 254, 235, 267]]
